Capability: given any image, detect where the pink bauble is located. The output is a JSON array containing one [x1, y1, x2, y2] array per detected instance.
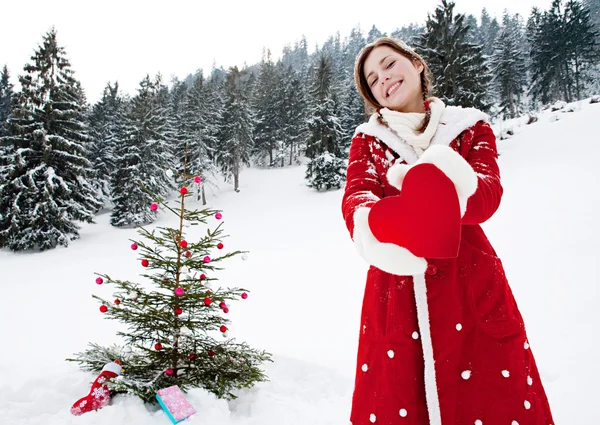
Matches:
[[131, 243, 138, 250], [175, 287, 184, 297], [219, 302, 227, 309], [194, 176, 202, 184], [223, 308, 229, 314], [241, 292, 248, 299], [203, 256, 211, 264], [215, 212, 223, 220], [150, 203, 158, 211], [165, 369, 174, 376], [95, 277, 103, 285]]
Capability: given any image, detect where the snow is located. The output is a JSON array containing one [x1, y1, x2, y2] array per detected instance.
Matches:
[[1, 100, 600, 424]]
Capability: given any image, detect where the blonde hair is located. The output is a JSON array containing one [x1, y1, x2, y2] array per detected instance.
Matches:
[[354, 37, 434, 132]]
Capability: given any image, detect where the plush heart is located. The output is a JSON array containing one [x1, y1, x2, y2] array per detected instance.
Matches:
[[368, 163, 461, 259]]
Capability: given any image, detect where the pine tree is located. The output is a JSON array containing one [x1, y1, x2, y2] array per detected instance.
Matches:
[[305, 55, 344, 159], [69, 156, 271, 402], [416, 0, 492, 111], [491, 12, 528, 118], [305, 152, 346, 192], [280, 64, 308, 166], [0, 28, 102, 251], [88, 82, 124, 206], [0, 65, 12, 139], [584, 0, 600, 34], [565, 0, 600, 99], [252, 50, 281, 167], [216, 67, 253, 193], [110, 75, 173, 227], [390, 24, 426, 45], [479, 8, 501, 57], [367, 25, 386, 43], [181, 73, 219, 205]]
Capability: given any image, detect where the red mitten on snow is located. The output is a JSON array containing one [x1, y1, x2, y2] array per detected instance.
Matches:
[[369, 163, 461, 258], [70, 361, 122, 416]]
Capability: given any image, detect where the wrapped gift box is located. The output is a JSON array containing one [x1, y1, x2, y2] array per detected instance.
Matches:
[[156, 385, 196, 424]]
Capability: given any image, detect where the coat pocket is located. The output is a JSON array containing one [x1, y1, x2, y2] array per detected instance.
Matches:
[[462, 242, 524, 339]]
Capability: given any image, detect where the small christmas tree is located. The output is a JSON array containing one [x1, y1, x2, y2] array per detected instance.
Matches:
[[69, 148, 271, 403], [305, 152, 346, 192]]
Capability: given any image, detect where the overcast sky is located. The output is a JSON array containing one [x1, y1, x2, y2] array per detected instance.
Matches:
[[1, 0, 552, 103]]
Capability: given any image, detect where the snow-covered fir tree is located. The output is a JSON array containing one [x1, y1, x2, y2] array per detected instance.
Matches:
[[88, 82, 124, 206], [584, 0, 600, 34], [305, 55, 345, 190], [0, 65, 12, 139], [252, 50, 282, 167], [416, 0, 492, 111], [0, 29, 102, 251], [216, 67, 253, 193], [491, 12, 528, 118], [367, 25, 386, 43], [110, 75, 174, 227], [305, 152, 346, 192], [279, 63, 308, 166], [390, 23, 425, 45], [479, 8, 501, 57], [181, 72, 220, 204], [529, 0, 599, 104]]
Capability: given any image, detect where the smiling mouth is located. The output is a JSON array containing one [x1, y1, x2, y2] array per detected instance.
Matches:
[[386, 80, 403, 98]]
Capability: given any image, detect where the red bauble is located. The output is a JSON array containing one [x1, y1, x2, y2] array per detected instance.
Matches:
[[200, 274, 207, 280], [180, 187, 188, 195], [131, 243, 138, 250], [114, 299, 120, 305], [180, 240, 188, 248], [141, 259, 149, 267], [99, 305, 108, 313], [165, 369, 174, 376], [220, 325, 228, 333], [184, 251, 192, 258], [219, 302, 227, 309], [175, 307, 183, 316], [217, 243, 224, 249], [188, 353, 196, 360], [223, 308, 229, 314], [208, 350, 215, 357], [155, 343, 163, 350], [95, 277, 103, 285], [206, 289, 212, 294], [204, 297, 212, 306], [241, 292, 248, 299]]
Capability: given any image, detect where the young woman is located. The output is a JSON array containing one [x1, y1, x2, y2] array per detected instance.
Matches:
[[342, 37, 554, 425]]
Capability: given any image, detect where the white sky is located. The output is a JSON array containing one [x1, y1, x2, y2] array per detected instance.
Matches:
[[1, 0, 552, 104]]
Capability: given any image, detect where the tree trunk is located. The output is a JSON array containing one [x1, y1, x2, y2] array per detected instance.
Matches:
[[574, 52, 581, 100], [289, 142, 294, 166], [201, 184, 206, 206]]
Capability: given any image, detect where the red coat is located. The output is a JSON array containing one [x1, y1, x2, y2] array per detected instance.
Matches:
[[341, 107, 554, 425]]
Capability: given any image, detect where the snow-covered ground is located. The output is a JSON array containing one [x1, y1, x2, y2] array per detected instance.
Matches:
[[1, 100, 599, 424]]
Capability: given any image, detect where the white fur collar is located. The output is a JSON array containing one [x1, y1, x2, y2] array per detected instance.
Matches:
[[354, 105, 489, 165]]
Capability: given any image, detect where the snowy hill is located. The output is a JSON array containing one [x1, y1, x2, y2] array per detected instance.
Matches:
[[1, 100, 599, 424]]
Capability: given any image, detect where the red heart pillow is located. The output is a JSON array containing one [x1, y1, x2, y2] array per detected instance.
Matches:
[[368, 163, 461, 259]]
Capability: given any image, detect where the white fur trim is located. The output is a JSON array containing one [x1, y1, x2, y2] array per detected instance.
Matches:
[[386, 162, 410, 189], [352, 207, 427, 276], [101, 362, 122, 375], [413, 274, 442, 425], [355, 105, 489, 164], [430, 106, 489, 148], [416, 145, 477, 216], [355, 115, 419, 164]]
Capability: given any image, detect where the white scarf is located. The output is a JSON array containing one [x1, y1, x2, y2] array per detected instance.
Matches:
[[379, 97, 446, 156]]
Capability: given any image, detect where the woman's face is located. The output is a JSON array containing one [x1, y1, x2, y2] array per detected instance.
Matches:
[[363, 45, 424, 112]]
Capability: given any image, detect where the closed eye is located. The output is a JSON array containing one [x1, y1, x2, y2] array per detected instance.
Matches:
[[386, 61, 395, 69], [370, 78, 378, 87]]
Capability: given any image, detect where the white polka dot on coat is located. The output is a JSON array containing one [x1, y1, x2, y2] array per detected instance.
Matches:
[[370, 413, 376, 423], [412, 331, 419, 339], [525, 400, 531, 409], [502, 370, 510, 378], [361, 364, 368, 372], [461, 370, 471, 380], [527, 375, 533, 385], [475, 420, 483, 425], [387, 350, 395, 358], [456, 323, 463, 331], [399, 408, 407, 417]]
